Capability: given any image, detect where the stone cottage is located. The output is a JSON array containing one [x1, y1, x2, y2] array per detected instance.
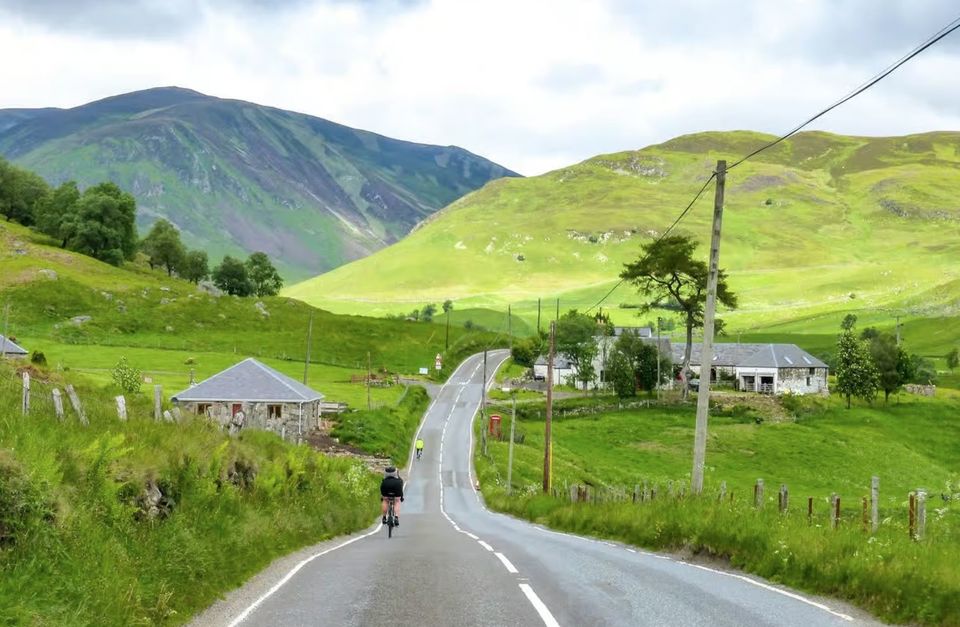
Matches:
[[171, 358, 324, 442], [673, 343, 829, 395], [0, 334, 27, 359]]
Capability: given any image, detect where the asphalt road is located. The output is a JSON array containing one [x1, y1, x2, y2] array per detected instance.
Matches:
[[196, 351, 880, 627]]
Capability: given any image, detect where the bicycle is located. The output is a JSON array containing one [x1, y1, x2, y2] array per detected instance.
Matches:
[[415, 447, 423, 460], [384, 497, 398, 538]]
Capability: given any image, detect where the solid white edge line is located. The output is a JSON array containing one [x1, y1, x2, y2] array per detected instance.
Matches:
[[477, 540, 494, 552], [687, 564, 854, 621], [464, 532, 479, 540], [495, 552, 519, 574], [227, 523, 383, 627], [518, 583, 561, 627]]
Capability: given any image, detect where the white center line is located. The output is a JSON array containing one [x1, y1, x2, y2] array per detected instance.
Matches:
[[494, 552, 519, 574], [518, 583, 561, 627], [477, 540, 494, 552]]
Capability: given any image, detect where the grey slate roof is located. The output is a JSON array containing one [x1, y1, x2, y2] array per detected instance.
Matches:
[[612, 326, 653, 338], [0, 334, 27, 355], [171, 358, 324, 402], [672, 343, 827, 369], [534, 354, 574, 370]]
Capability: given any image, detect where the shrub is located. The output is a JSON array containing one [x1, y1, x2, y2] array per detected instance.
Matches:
[[111, 356, 142, 394], [29, 351, 46, 366]]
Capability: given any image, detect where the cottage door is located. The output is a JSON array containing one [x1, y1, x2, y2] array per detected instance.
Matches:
[[232, 403, 242, 417]]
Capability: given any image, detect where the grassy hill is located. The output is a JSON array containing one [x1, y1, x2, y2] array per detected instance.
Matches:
[[0, 87, 518, 279], [287, 130, 960, 353], [0, 221, 502, 408]]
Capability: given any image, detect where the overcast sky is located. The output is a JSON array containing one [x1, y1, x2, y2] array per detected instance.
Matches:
[[1, 0, 958, 174]]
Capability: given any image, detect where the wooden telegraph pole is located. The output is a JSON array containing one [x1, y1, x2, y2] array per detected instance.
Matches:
[[366, 351, 372, 410], [537, 298, 542, 334], [656, 316, 662, 402], [691, 160, 727, 495], [481, 350, 488, 455], [543, 321, 556, 493], [445, 306, 450, 350], [507, 388, 517, 495], [508, 305, 513, 352]]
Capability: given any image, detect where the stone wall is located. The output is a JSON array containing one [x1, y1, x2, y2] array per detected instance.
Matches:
[[904, 384, 936, 397], [176, 399, 321, 442], [778, 367, 829, 395]]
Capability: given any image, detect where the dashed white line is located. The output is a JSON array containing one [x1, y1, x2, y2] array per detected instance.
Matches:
[[463, 532, 479, 540], [495, 552, 519, 574], [477, 540, 494, 552], [519, 583, 561, 627]]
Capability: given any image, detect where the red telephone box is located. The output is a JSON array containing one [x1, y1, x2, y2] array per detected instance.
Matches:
[[489, 414, 502, 439]]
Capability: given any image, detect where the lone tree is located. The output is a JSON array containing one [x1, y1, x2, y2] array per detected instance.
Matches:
[[947, 347, 959, 371], [36, 180, 79, 245], [213, 255, 254, 296], [245, 252, 283, 297], [866, 332, 911, 403], [442, 300, 454, 314], [181, 250, 210, 284], [835, 322, 880, 408], [556, 310, 602, 391], [140, 219, 185, 275], [621, 234, 737, 399]]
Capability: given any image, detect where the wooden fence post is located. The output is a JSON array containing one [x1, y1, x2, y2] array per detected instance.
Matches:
[[633, 484, 640, 503], [754, 479, 764, 508], [909, 491, 916, 539], [871, 476, 879, 533], [917, 490, 927, 541], [807, 496, 814, 523], [570, 484, 578, 503], [831, 494, 840, 529], [65, 384, 87, 426], [115, 395, 127, 421], [171, 406, 182, 422], [162, 410, 173, 422], [719, 480, 727, 503], [862, 497, 868, 532], [154, 385, 162, 421], [642, 480, 649, 502], [778, 484, 788, 514], [21, 371, 30, 415], [52, 388, 64, 421]]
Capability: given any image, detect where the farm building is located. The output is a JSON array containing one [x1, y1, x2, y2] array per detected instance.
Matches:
[[171, 358, 324, 442], [0, 334, 27, 359], [673, 343, 829, 395], [533, 354, 577, 386]]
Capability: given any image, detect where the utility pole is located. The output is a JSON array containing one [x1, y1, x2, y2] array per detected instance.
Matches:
[[656, 316, 662, 402], [507, 388, 517, 495], [366, 351, 372, 410], [1, 303, 9, 361], [537, 298, 542, 334], [445, 307, 450, 350], [691, 160, 726, 495], [508, 305, 513, 352], [556, 298, 560, 321], [481, 350, 488, 455], [302, 311, 314, 384], [896, 315, 901, 346], [543, 321, 556, 493]]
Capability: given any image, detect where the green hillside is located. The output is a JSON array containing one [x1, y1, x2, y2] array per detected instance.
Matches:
[[0, 87, 517, 279], [287, 130, 960, 351]]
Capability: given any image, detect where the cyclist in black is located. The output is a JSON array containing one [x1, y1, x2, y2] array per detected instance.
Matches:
[[380, 466, 404, 526]]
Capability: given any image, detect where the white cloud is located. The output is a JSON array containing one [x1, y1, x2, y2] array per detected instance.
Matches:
[[1, 0, 959, 175]]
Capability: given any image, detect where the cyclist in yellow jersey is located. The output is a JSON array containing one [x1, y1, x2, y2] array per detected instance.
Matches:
[[415, 437, 425, 460]]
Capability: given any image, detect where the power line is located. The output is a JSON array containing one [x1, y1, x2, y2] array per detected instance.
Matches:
[[727, 13, 960, 170]]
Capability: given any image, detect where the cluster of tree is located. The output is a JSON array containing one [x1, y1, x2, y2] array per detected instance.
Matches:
[[947, 347, 959, 371], [387, 300, 454, 323], [605, 330, 673, 399], [1, 159, 138, 266], [140, 219, 209, 282], [620, 234, 737, 399], [211, 252, 283, 297], [835, 314, 937, 408]]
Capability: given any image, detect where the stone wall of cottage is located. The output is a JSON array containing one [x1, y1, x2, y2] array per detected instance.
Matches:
[[778, 367, 829, 395], [176, 400, 321, 442]]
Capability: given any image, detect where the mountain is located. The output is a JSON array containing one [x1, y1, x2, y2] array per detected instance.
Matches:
[[0, 87, 517, 279], [286, 130, 960, 333]]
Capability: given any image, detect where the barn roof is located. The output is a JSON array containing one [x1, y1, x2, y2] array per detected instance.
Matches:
[[171, 358, 324, 403], [0, 334, 27, 356]]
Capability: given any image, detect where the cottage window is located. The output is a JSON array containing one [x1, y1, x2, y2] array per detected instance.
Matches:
[[806, 377, 811, 386], [268, 404, 282, 419], [197, 403, 211, 415], [809, 367, 815, 375]]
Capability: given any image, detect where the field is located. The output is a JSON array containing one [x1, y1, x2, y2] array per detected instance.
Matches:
[[474, 390, 960, 624], [286, 130, 960, 356]]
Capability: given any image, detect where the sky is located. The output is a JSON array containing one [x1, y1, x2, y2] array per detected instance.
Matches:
[[1, 0, 958, 175]]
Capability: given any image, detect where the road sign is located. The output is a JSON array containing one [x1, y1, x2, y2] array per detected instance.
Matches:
[[435, 353, 443, 370]]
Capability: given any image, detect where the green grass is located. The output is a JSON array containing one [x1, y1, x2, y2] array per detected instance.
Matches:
[[0, 362, 379, 626], [286, 130, 960, 355], [330, 386, 430, 465], [474, 390, 960, 624]]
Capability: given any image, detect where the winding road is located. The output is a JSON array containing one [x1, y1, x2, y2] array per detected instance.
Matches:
[[195, 351, 878, 626]]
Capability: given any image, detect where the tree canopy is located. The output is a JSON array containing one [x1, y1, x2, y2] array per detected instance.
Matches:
[[181, 250, 210, 284], [213, 256, 254, 296], [556, 310, 602, 390], [620, 234, 736, 397], [61, 182, 138, 265], [245, 252, 283, 297], [835, 323, 880, 408], [140, 219, 186, 276]]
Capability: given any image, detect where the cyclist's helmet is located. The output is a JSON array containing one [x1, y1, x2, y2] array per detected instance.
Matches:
[[384, 466, 398, 477]]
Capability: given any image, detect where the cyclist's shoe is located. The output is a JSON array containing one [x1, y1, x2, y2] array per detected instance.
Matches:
[[393, 516, 399, 527], [382, 515, 387, 524]]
